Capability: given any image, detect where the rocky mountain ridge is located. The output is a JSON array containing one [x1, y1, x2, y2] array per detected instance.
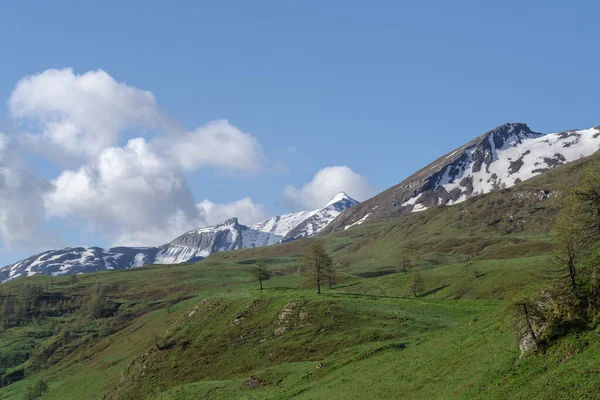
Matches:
[[324, 123, 600, 233], [0, 192, 358, 282]]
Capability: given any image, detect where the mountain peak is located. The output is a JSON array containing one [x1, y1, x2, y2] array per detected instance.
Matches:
[[491, 122, 530, 132], [324, 192, 356, 208], [216, 217, 240, 227], [324, 123, 600, 233], [479, 123, 542, 148], [280, 192, 359, 243]]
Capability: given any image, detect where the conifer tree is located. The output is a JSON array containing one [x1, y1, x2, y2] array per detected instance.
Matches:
[[550, 191, 587, 297], [399, 256, 411, 274], [249, 259, 272, 290], [577, 162, 600, 239], [1, 295, 15, 327], [410, 272, 424, 297], [301, 242, 333, 294], [325, 261, 341, 289]]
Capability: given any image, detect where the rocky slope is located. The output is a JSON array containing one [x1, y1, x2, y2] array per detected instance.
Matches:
[[282, 192, 358, 242], [324, 123, 600, 232], [0, 192, 358, 281]]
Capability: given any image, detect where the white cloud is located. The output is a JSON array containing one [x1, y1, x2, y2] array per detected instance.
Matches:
[[284, 165, 378, 210], [5, 68, 275, 249], [0, 133, 59, 251], [8, 69, 269, 173], [8, 68, 173, 163], [44, 136, 268, 247], [111, 209, 203, 248], [164, 119, 267, 172], [198, 197, 268, 226], [44, 137, 204, 247]]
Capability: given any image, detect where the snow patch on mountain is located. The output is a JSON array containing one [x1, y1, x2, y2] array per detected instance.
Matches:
[[344, 213, 371, 230], [155, 218, 245, 264], [282, 192, 359, 241], [1, 192, 358, 282], [405, 126, 599, 209], [324, 123, 600, 233], [246, 210, 318, 246]]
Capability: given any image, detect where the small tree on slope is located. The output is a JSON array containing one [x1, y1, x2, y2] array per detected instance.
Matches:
[[399, 256, 411, 275], [576, 161, 600, 240], [302, 242, 333, 294], [549, 191, 588, 297], [249, 259, 272, 290], [410, 272, 424, 297]]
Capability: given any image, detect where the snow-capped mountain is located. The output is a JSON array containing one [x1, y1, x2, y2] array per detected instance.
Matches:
[[324, 123, 600, 232], [0, 247, 161, 282], [154, 217, 247, 265], [282, 192, 359, 242], [0, 192, 358, 282], [150, 192, 358, 264]]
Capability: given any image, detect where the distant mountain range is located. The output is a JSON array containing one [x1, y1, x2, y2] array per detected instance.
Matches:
[[4, 122, 600, 283], [0, 192, 358, 282], [324, 123, 600, 233]]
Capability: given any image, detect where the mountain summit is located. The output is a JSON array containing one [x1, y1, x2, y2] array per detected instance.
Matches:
[[281, 192, 358, 242], [324, 123, 600, 232], [0, 192, 358, 281]]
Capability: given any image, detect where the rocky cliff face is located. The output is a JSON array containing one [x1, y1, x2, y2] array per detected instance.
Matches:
[[154, 218, 246, 264], [324, 123, 600, 233]]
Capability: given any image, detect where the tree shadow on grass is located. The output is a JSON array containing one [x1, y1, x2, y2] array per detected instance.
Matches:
[[419, 284, 451, 297]]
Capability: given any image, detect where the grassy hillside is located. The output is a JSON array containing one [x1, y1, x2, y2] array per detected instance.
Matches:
[[209, 148, 594, 270], [0, 153, 598, 399]]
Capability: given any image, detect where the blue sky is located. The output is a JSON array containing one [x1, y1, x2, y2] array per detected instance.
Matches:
[[0, 0, 599, 265]]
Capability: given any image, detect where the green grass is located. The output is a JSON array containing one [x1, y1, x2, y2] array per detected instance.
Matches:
[[344, 256, 550, 300], [0, 253, 594, 400], [136, 296, 511, 400]]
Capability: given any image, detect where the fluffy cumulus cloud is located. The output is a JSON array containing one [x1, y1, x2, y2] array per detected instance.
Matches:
[[44, 137, 205, 246], [165, 120, 267, 172], [284, 165, 378, 210], [43, 135, 269, 246], [8, 68, 173, 163], [8, 68, 268, 172], [197, 197, 268, 227], [1, 68, 273, 250], [0, 134, 60, 251]]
